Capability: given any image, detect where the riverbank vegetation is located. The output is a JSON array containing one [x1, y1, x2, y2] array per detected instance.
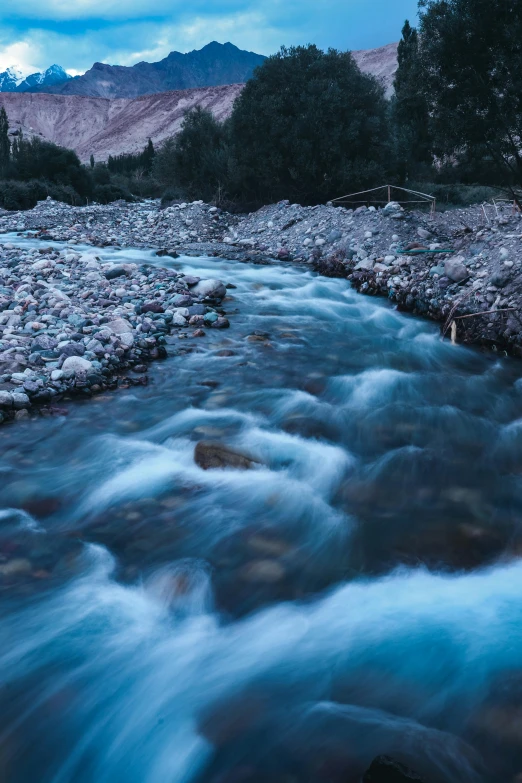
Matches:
[[0, 113, 160, 210], [156, 0, 520, 210]]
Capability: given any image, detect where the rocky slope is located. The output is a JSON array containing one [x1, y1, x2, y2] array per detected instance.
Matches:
[[0, 84, 243, 161], [352, 42, 398, 96], [29, 42, 265, 99]]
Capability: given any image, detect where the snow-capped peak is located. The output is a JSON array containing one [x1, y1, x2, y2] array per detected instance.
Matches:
[[6, 67, 25, 84], [0, 64, 71, 92]]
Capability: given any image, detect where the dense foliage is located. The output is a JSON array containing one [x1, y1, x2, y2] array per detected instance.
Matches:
[[0, 117, 160, 210], [229, 45, 391, 204], [154, 108, 231, 203], [391, 21, 431, 182], [415, 0, 522, 193], [156, 45, 392, 208]]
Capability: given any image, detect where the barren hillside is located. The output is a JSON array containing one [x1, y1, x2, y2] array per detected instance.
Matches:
[[353, 42, 398, 96], [0, 83, 243, 161]]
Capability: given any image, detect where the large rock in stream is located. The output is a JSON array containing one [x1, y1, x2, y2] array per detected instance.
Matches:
[[194, 441, 259, 470]]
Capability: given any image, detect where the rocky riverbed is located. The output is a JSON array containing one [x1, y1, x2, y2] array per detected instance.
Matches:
[[1, 194, 522, 424]]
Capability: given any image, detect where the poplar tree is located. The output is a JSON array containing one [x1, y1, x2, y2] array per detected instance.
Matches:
[[0, 107, 10, 175]]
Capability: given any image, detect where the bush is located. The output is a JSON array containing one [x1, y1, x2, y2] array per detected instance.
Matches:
[[92, 183, 134, 204]]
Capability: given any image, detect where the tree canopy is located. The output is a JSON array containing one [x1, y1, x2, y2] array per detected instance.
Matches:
[[418, 0, 522, 189], [229, 45, 391, 204]]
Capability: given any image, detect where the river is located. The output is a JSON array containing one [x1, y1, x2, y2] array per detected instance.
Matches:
[[2, 241, 522, 782]]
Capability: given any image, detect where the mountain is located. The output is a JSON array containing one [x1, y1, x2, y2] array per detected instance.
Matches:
[[18, 65, 72, 92], [0, 67, 25, 92], [352, 42, 398, 97], [28, 42, 266, 99], [0, 84, 243, 161], [0, 65, 71, 93]]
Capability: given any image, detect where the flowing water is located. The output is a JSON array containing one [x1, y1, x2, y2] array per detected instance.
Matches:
[[2, 240, 522, 782]]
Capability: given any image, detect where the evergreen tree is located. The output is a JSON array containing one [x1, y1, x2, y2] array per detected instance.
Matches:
[[391, 20, 432, 181], [142, 138, 155, 173], [90, 154, 95, 169], [0, 107, 10, 175]]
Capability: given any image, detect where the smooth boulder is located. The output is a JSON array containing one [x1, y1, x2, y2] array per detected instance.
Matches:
[[195, 441, 258, 470], [193, 279, 227, 299]]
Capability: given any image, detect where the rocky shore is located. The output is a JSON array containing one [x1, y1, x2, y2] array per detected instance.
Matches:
[[0, 211, 231, 424], [1, 194, 522, 423]]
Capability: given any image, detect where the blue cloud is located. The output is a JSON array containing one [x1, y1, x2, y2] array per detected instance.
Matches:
[[0, 0, 419, 74]]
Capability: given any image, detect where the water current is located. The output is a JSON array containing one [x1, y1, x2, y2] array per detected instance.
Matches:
[[2, 239, 522, 782]]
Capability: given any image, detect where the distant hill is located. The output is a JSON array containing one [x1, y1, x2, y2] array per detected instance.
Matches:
[[0, 65, 71, 93], [0, 84, 244, 161], [352, 42, 399, 97], [27, 42, 267, 99]]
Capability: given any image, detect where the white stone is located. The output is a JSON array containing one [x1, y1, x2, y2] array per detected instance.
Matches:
[[384, 255, 396, 263], [193, 279, 226, 298], [108, 318, 133, 335], [62, 356, 93, 374], [354, 258, 374, 271], [172, 313, 187, 326], [119, 333, 134, 348], [51, 370, 64, 381]]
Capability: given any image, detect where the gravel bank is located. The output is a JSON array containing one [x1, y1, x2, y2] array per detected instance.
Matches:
[[1, 194, 522, 424], [0, 203, 233, 425]]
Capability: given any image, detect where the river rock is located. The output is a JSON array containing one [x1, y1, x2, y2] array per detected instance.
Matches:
[[62, 356, 93, 374], [109, 318, 133, 334], [0, 391, 13, 408], [11, 393, 30, 410], [193, 279, 226, 299], [490, 270, 511, 288], [195, 441, 258, 470], [444, 259, 468, 282], [363, 756, 424, 782]]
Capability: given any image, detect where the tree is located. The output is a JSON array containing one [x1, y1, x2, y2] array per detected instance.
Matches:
[[418, 0, 522, 193], [229, 45, 391, 204], [90, 154, 95, 169], [0, 107, 10, 175], [142, 138, 155, 173], [391, 20, 432, 181], [154, 107, 232, 202]]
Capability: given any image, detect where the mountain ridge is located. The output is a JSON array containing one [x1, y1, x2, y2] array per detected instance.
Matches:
[[27, 42, 266, 99]]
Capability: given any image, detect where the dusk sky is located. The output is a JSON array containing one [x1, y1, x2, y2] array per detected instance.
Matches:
[[0, 0, 419, 75]]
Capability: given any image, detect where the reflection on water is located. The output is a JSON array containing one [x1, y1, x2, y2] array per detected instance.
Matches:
[[1, 240, 522, 781]]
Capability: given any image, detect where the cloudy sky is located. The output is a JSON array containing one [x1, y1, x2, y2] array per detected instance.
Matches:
[[0, 0, 418, 76]]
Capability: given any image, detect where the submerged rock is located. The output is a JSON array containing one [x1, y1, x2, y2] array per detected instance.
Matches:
[[363, 755, 425, 782]]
